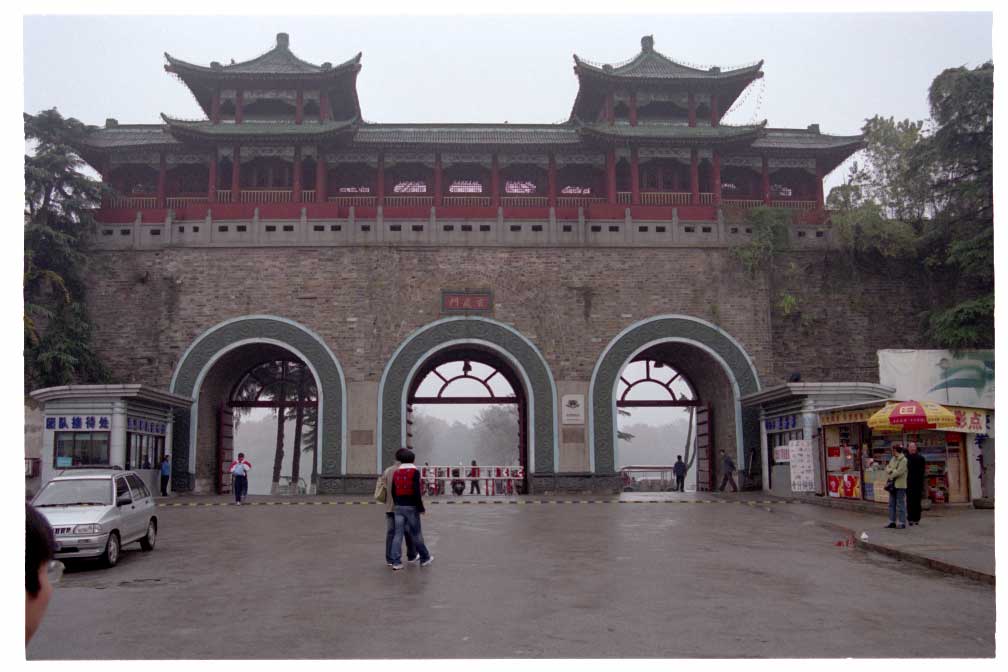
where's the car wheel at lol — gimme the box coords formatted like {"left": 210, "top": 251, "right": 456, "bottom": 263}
{"left": 139, "top": 519, "right": 157, "bottom": 551}
{"left": 102, "top": 531, "right": 121, "bottom": 568}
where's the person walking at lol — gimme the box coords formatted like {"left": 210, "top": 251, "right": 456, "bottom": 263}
{"left": 905, "top": 441, "right": 926, "bottom": 526}
{"left": 159, "top": 454, "right": 171, "bottom": 496}
{"left": 468, "top": 459, "right": 481, "bottom": 495}
{"left": 885, "top": 444, "right": 909, "bottom": 529}
{"left": 379, "top": 449, "right": 417, "bottom": 567}
{"left": 673, "top": 455, "right": 687, "bottom": 492}
{"left": 229, "top": 452, "right": 252, "bottom": 505}
{"left": 390, "top": 450, "right": 433, "bottom": 570}
{"left": 719, "top": 450, "right": 738, "bottom": 492}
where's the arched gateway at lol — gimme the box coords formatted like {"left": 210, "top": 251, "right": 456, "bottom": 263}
{"left": 169, "top": 315, "right": 347, "bottom": 493}
{"left": 377, "top": 318, "right": 559, "bottom": 483}
{"left": 589, "top": 315, "right": 762, "bottom": 486}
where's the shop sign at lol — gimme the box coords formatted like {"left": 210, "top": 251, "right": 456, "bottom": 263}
{"left": 561, "top": 395, "right": 585, "bottom": 425}
{"left": 127, "top": 416, "right": 166, "bottom": 435}
{"left": 773, "top": 444, "right": 790, "bottom": 463}
{"left": 45, "top": 416, "right": 110, "bottom": 431}
{"left": 819, "top": 407, "right": 882, "bottom": 426}
{"left": 949, "top": 407, "right": 993, "bottom": 436}
{"left": 788, "top": 439, "right": 816, "bottom": 492}
{"left": 765, "top": 414, "right": 798, "bottom": 431}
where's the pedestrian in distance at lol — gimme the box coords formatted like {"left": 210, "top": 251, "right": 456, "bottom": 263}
{"left": 905, "top": 442, "right": 926, "bottom": 526}
{"left": 719, "top": 450, "right": 738, "bottom": 492}
{"left": 159, "top": 454, "right": 171, "bottom": 496}
{"left": 885, "top": 444, "right": 909, "bottom": 529}
{"left": 26, "top": 503, "right": 59, "bottom": 644}
{"left": 377, "top": 449, "right": 418, "bottom": 567}
{"left": 673, "top": 455, "right": 687, "bottom": 492}
{"left": 229, "top": 452, "right": 252, "bottom": 504}
{"left": 469, "top": 459, "right": 481, "bottom": 495}
{"left": 389, "top": 449, "right": 433, "bottom": 570}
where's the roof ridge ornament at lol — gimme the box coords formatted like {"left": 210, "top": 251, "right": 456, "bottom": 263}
{"left": 277, "top": 32, "right": 290, "bottom": 49}
{"left": 641, "top": 35, "right": 654, "bottom": 53}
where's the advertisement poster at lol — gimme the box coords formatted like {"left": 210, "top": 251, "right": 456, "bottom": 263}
{"left": 879, "top": 349, "right": 994, "bottom": 409}
{"left": 788, "top": 439, "right": 815, "bottom": 492}
{"left": 827, "top": 473, "right": 861, "bottom": 499}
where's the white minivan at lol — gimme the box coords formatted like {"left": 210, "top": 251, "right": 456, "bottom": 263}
{"left": 32, "top": 467, "right": 158, "bottom": 568}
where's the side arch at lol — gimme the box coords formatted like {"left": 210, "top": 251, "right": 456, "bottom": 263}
{"left": 169, "top": 315, "right": 347, "bottom": 490}
{"left": 377, "top": 317, "right": 559, "bottom": 475}
{"left": 589, "top": 315, "right": 762, "bottom": 475}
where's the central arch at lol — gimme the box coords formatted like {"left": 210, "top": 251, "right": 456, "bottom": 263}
{"left": 377, "top": 317, "right": 558, "bottom": 480}
{"left": 590, "top": 315, "right": 762, "bottom": 481}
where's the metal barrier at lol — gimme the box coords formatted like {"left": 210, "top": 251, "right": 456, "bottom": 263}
{"left": 619, "top": 465, "right": 679, "bottom": 492}
{"left": 419, "top": 465, "right": 525, "bottom": 496}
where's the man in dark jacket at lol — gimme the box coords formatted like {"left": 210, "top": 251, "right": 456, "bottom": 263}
{"left": 905, "top": 441, "right": 927, "bottom": 526}
{"left": 673, "top": 455, "right": 687, "bottom": 492}
{"left": 390, "top": 449, "right": 433, "bottom": 570}
{"left": 719, "top": 450, "right": 738, "bottom": 492}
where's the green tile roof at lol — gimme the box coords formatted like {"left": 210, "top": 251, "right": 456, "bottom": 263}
{"left": 353, "top": 124, "right": 582, "bottom": 146}
{"left": 164, "top": 33, "right": 360, "bottom": 78}
{"left": 575, "top": 36, "right": 763, "bottom": 81}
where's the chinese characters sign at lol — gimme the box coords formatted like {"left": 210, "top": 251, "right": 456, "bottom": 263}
{"left": 788, "top": 439, "right": 816, "bottom": 492}
{"left": 819, "top": 407, "right": 882, "bottom": 426}
{"left": 45, "top": 416, "right": 110, "bottom": 431}
{"left": 765, "top": 415, "right": 798, "bottom": 431}
{"left": 127, "top": 416, "right": 166, "bottom": 435}
{"left": 441, "top": 290, "right": 493, "bottom": 314}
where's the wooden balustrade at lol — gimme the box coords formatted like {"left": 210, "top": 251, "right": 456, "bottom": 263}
{"left": 301, "top": 190, "right": 316, "bottom": 203}
{"left": 385, "top": 195, "right": 434, "bottom": 207}
{"left": 640, "top": 191, "right": 690, "bottom": 206}
{"left": 699, "top": 192, "right": 713, "bottom": 205}
{"left": 500, "top": 196, "right": 548, "bottom": 208}
{"left": 616, "top": 192, "right": 631, "bottom": 205}
{"left": 241, "top": 189, "right": 292, "bottom": 204}
{"left": 557, "top": 196, "right": 606, "bottom": 207}
{"left": 109, "top": 195, "right": 157, "bottom": 209}
{"left": 327, "top": 195, "right": 376, "bottom": 206}
{"left": 722, "top": 198, "right": 765, "bottom": 209}
{"left": 166, "top": 196, "right": 207, "bottom": 208}
{"left": 443, "top": 196, "right": 492, "bottom": 207}
{"left": 770, "top": 200, "right": 817, "bottom": 210}
{"left": 216, "top": 191, "right": 232, "bottom": 204}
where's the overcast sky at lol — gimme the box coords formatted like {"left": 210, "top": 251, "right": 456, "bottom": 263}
{"left": 23, "top": 12, "right": 992, "bottom": 195}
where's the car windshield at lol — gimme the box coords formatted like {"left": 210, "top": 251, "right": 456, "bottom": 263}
{"left": 34, "top": 479, "right": 112, "bottom": 507}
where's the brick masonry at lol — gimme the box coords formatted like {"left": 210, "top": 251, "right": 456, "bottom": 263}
{"left": 81, "top": 245, "right": 927, "bottom": 491}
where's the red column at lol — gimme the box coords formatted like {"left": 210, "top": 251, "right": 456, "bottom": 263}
{"left": 761, "top": 156, "right": 770, "bottom": 205}
{"left": 816, "top": 159, "right": 825, "bottom": 209}
{"left": 235, "top": 89, "right": 244, "bottom": 124}
{"left": 491, "top": 154, "right": 500, "bottom": 207}
{"left": 630, "top": 148, "right": 640, "bottom": 205}
{"left": 629, "top": 92, "right": 638, "bottom": 127}
{"left": 231, "top": 145, "right": 241, "bottom": 203}
{"left": 606, "top": 93, "right": 614, "bottom": 125}
{"left": 689, "top": 150, "right": 699, "bottom": 205}
{"left": 377, "top": 153, "right": 385, "bottom": 206}
{"left": 207, "top": 151, "right": 217, "bottom": 204}
{"left": 688, "top": 92, "right": 696, "bottom": 127}
{"left": 711, "top": 94, "right": 720, "bottom": 127}
{"left": 211, "top": 88, "right": 221, "bottom": 124}
{"left": 296, "top": 87, "right": 304, "bottom": 125}
{"left": 434, "top": 152, "right": 442, "bottom": 207}
{"left": 292, "top": 146, "right": 302, "bottom": 202}
{"left": 316, "top": 153, "right": 327, "bottom": 203}
{"left": 157, "top": 151, "right": 166, "bottom": 208}
{"left": 547, "top": 153, "right": 557, "bottom": 207}
{"left": 712, "top": 150, "right": 721, "bottom": 206}
{"left": 606, "top": 149, "right": 616, "bottom": 205}
{"left": 320, "top": 91, "right": 330, "bottom": 121}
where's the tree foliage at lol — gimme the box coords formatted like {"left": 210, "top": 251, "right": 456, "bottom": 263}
{"left": 24, "top": 109, "right": 110, "bottom": 391}
{"left": 827, "top": 62, "right": 993, "bottom": 349}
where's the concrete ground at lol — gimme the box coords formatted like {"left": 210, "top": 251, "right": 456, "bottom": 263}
{"left": 28, "top": 493, "right": 995, "bottom": 659}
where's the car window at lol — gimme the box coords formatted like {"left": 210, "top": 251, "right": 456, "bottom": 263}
{"left": 115, "top": 476, "right": 130, "bottom": 500}
{"left": 126, "top": 473, "right": 150, "bottom": 499}
{"left": 33, "top": 479, "right": 112, "bottom": 507}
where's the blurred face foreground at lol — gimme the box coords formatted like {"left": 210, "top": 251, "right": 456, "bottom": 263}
{"left": 26, "top": 563, "right": 54, "bottom": 643}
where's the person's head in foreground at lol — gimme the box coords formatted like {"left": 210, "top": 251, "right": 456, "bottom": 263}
{"left": 26, "top": 503, "right": 57, "bottom": 644}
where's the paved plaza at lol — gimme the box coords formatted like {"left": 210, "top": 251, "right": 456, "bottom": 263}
{"left": 29, "top": 494, "right": 995, "bottom": 659}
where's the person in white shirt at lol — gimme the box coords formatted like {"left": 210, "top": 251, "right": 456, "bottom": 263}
{"left": 229, "top": 453, "right": 252, "bottom": 504}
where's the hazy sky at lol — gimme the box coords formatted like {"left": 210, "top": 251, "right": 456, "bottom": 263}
{"left": 23, "top": 12, "right": 993, "bottom": 196}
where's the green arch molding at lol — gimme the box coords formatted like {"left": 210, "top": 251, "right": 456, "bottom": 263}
{"left": 589, "top": 315, "right": 762, "bottom": 475}
{"left": 378, "top": 317, "right": 558, "bottom": 474}
{"left": 169, "top": 315, "right": 346, "bottom": 490}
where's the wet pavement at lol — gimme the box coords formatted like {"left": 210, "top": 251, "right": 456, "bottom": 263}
{"left": 28, "top": 493, "right": 995, "bottom": 659}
